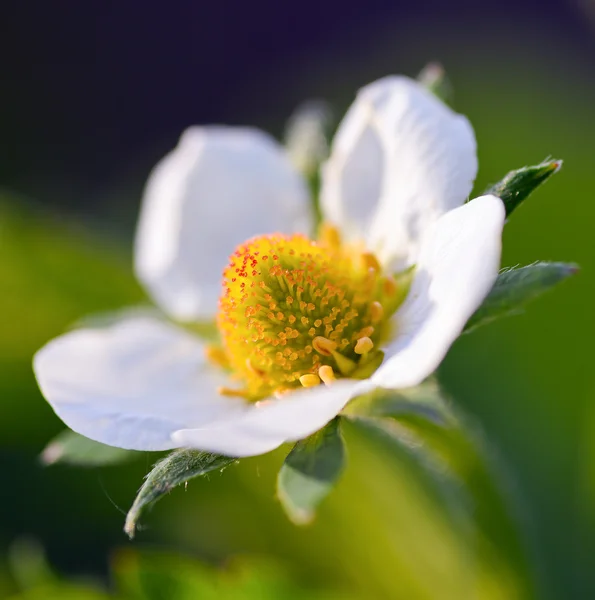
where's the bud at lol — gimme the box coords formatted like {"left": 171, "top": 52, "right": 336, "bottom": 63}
{"left": 284, "top": 101, "right": 332, "bottom": 178}
{"left": 417, "top": 62, "right": 452, "bottom": 103}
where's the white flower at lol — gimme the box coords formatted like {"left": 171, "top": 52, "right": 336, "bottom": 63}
{"left": 33, "top": 76, "right": 505, "bottom": 458}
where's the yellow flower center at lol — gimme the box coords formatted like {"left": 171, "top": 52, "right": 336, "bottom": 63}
{"left": 213, "top": 226, "right": 408, "bottom": 400}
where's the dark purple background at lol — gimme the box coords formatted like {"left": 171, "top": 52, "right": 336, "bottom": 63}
{"left": 2, "top": 0, "right": 593, "bottom": 214}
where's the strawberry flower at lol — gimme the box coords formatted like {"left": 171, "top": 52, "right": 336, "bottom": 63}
{"left": 34, "top": 76, "right": 504, "bottom": 458}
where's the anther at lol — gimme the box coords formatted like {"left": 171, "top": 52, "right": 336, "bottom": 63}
{"left": 205, "top": 345, "right": 229, "bottom": 369}
{"left": 354, "top": 336, "right": 374, "bottom": 355}
{"left": 319, "top": 223, "right": 341, "bottom": 248}
{"left": 246, "top": 358, "right": 265, "bottom": 377}
{"left": 218, "top": 232, "right": 402, "bottom": 399}
{"left": 384, "top": 277, "right": 398, "bottom": 296}
{"left": 370, "top": 301, "right": 384, "bottom": 324}
{"left": 361, "top": 252, "right": 381, "bottom": 272}
{"left": 217, "top": 386, "right": 250, "bottom": 398}
{"left": 299, "top": 373, "right": 321, "bottom": 388}
{"left": 356, "top": 326, "right": 375, "bottom": 339}
{"left": 312, "top": 336, "right": 338, "bottom": 356}
{"left": 318, "top": 365, "right": 336, "bottom": 385}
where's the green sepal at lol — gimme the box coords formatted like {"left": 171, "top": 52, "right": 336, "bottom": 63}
{"left": 125, "top": 449, "right": 237, "bottom": 539}
{"left": 41, "top": 430, "right": 137, "bottom": 467}
{"left": 417, "top": 63, "right": 452, "bottom": 104}
{"left": 343, "top": 379, "right": 451, "bottom": 426}
{"left": 465, "top": 262, "right": 577, "bottom": 333}
{"left": 483, "top": 159, "right": 562, "bottom": 217}
{"left": 277, "top": 418, "right": 345, "bottom": 524}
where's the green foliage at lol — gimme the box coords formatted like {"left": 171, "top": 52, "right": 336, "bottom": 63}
{"left": 0, "top": 198, "right": 145, "bottom": 444}
{"left": 0, "top": 198, "right": 145, "bottom": 358}
{"left": 344, "top": 381, "right": 535, "bottom": 599}
{"left": 2, "top": 542, "right": 360, "bottom": 600}
{"left": 40, "top": 430, "right": 138, "bottom": 467}
{"left": 114, "top": 551, "right": 358, "bottom": 600}
{"left": 2, "top": 539, "right": 110, "bottom": 599}
{"left": 6, "top": 583, "right": 109, "bottom": 600}
{"left": 483, "top": 160, "right": 562, "bottom": 217}
{"left": 465, "top": 262, "right": 577, "bottom": 332}
{"left": 125, "top": 450, "right": 238, "bottom": 539}
{"left": 277, "top": 418, "right": 345, "bottom": 524}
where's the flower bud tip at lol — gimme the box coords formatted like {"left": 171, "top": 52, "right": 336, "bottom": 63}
{"left": 548, "top": 159, "right": 563, "bottom": 173}
{"left": 40, "top": 442, "right": 63, "bottom": 466}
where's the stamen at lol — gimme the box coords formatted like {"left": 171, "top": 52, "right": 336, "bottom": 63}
{"left": 355, "top": 326, "right": 375, "bottom": 340}
{"left": 361, "top": 252, "right": 381, "bottom": 272}
{"left": 318, "top": 365, "right": 336, "bottom": 384}
{"left": 217, "top": 386, "right": 250, "bottom": 398}
{"left": 384, "top": 277, "right": 398, "bottom": 296}
{"left": 312, "top": 336, "right": 337, "bottom": 356}
{"left": 370, "top": 301, "right": 384, "bottom": 324}
{"left": 299, "top": 373, "right": 321, "bottom": 388}
{"left": 216, "top": 233, "right": 404, "bottom": 400}
{"left": 351, "top": 351, "right": 385, "bottom": 379}
{"left": 205, "top": 345, "right": 229, "bottom": 369}
{"left": 319, "top": 223, "right": 341, "bottom": 248}
{"left": 331, "top": 351, "right": 357, "bottom": 376}
{"left": 246, "top": 358, "right": 265, "bottom": 377}
{"left": 354, "top": 336, "right": 374, "bottom": 355}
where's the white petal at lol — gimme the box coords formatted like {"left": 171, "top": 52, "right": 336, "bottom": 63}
{"left": 372, "top": 195, "right": 505, "bottom": 389}
{"left": 172, "top": 379, "right": 372, "bottom": 458}
{"left": 320, "top": 76, "right": 477, "bottom": 270}
{"left": 33, "top": 317, "right": 244, "bottom": 451}
{"left": 135, "top": 127, "right": 312, "bottom": 321}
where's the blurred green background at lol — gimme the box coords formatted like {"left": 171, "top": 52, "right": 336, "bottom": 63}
{"left": 1, "top": 1, "right": 594, "bottom": 598}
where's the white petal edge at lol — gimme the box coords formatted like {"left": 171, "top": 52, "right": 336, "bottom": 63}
{"left": 33, "top": 317, "right": 244, "bottom": 451}
{"left": 372, "top": 195, "right": 505, "bottom": 389}
{"left": 135, "top": 127, "right": 312, "bottom": 321}
{"left": 172, "top": 379, "right": 373, "bottom": 458}
{"left": 320, "top": 76, "right": 477, "bottom": 271}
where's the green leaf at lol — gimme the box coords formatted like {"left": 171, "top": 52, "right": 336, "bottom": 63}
{"left": 345, "top": 381, "right": 470, "bottom": 479}
{"left": 483, "top": 159, "right": 562, "bottom": 216}
{"left": 343, "top": 382, "right": 536, "bottom": 598}
{"left": 465, "top": 261, "right": 577, "bottom": 332}
{"left": 41, "top": 430, "right": 137, "bottom": 467}
{"left": 277, "top": 418, "right": 345, "bottom": 524}
{"left": 124, "top": 449, "right": 237, "bottom": 539}
{"left": 417, "top": 62, "right": 452, "bottom": 103}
